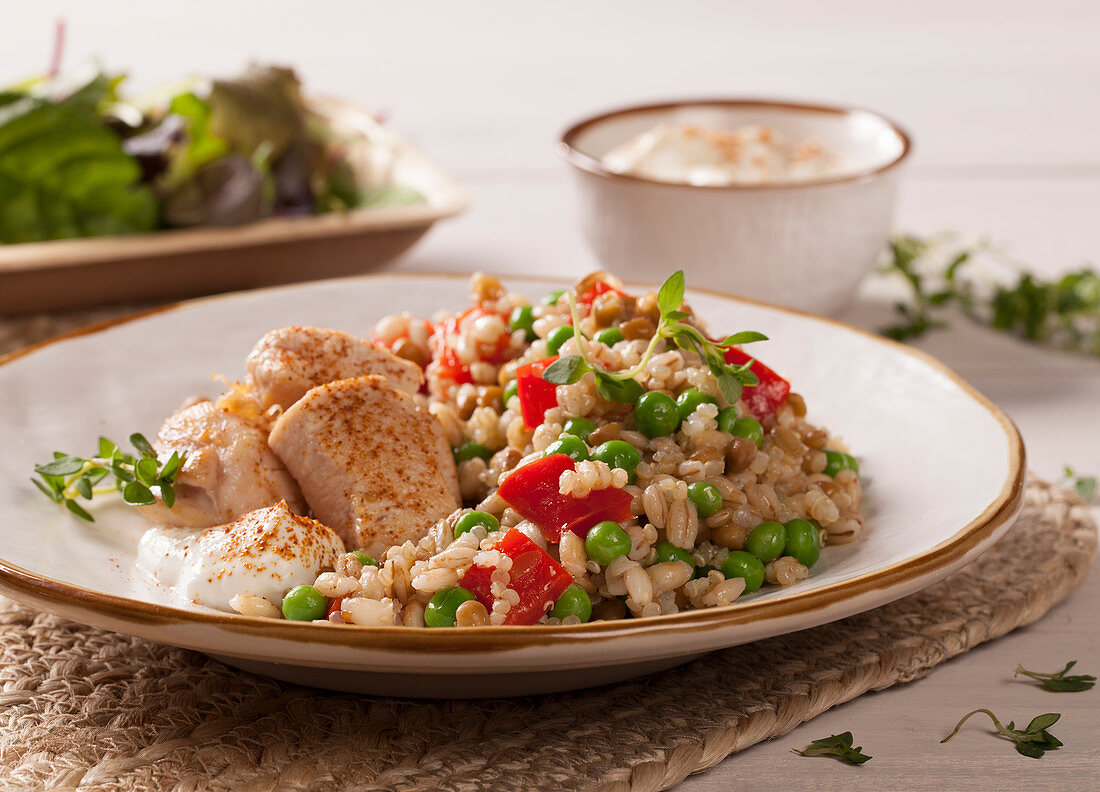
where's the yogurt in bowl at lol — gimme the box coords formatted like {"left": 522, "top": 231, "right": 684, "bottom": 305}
{"left": 602, "top": 123, "right": 838, "bottom": 186}
{"left": 560, "top": 99, "right": 912, "bottom": 316}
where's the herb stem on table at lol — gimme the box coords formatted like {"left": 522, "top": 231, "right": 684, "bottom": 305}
{"left": 1014, "top": 660, "right": 1096, "bottom": 693}
{"left": 941, "top": 709, "right": 1063, "bottom": 758}
{"left": 881, "top": 234, "right": 1100, "bottom": 356}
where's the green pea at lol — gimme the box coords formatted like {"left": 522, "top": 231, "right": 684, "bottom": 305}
{"left": 823, "top": 450, "right": 859, "bottom": 477}
{"left": 594, "top": 326, "right": 624, "bottom": 346}
{"left": 728, "top": 416, "right": 764, "bottom": 448}
{"left": 562, "top": 416, "right": 597, "bottom": 442}
{"left": 676, "top": 389, "right": 718, "bottom": 421}
{"left": 353, "top": 550, "right": 379, "bottom": 568}
{"left": 453, "top": 441, "right": 491, "bottom": 463}
{"left": 424, "top": 586, "right": 476, "bottom": 628}
{"left": 281, "top": 585, "right": 328, "bottom": 621}
{"left": 550, "top": 583, "right": 592, "bottom": 623}
{"left": 784, "top": 519, "right": 821, "bottom": 567}
{"left": 544, "top": 435, "right": 590, "bottom": 462}
{"left": 655, "top": 541, "right": 694, "bottom": 567}
{"left": 693, "top": 565, "right": 717, "bottom": 580}
{"left": 687, "top": 482, "right": 722, "bottom": 518}
{"left": 633, "top": 391, "right": 680, "bottom": 437}
{"left": 716, "top": 406, "right": 739, "bottom": 434}
{"left": 546, "top": 325, "right": 576, "bottom": 355}
{"left": 591, "top": 440, "right": 641, "bottom": 483}
{"left": 745, "top": 520, "right": 787, "bottom": 563}
{"left": 720, "top": 551, "right": 766, "bottom": 594}
{"left": 503, "top": 379, "right": 518, "bottom": 407}
{"left": 509, "top": 305, "right": 537, "bottom": 341}
{"left": 454, "top": 510, "right": 500, "bottom": 539}
{"left": 542, "top": 289, "right": 565, "bottom": 306}
{"left": 585, "top": 520, "right": 632, "bottom": 566}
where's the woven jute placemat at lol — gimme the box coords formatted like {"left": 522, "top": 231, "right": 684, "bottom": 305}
{"left": 0, "top": 477, "right": 1092, "bottom": 792}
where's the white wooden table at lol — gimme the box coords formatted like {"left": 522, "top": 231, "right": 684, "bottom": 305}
{"left": 4, "top": 1, "right": 1099, "bottom": 787}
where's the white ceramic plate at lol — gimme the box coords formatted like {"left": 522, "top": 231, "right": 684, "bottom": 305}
{"left": 0, "top": 274, "right": 1024, "bottom": 698}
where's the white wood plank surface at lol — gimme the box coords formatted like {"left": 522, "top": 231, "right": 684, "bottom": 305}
{"left": 2, "top": 2, "right": 1098, "bottom": 788}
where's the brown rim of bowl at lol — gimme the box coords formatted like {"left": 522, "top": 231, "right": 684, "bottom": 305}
{"left": 0, "top": 271, "right": 1023, "bottom": 655}
{"left": 558, "top": 97, "right": 913, "bottom": 191}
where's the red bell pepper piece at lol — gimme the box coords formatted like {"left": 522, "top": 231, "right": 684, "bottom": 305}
{"left": 579, "top": 280, "right": 626, "bottom": 307}
{"left": 460, "top": 529, "right": 573, "bottom": 625}
{"left": 516, "top": 355, "right": 560, "bottom": 429}
{"left": 497, "top": 454, "right": 634, "bottom": 542}
{"left": 429, "top": 307, "right": 512, "bottom": 386}
{"left": 722, "top": 347, "right": 790, "bottom": 420}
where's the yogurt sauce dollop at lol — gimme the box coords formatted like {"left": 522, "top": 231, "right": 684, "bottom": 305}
{"left": 135, "top": 500, "right": 345, "bottom": 611}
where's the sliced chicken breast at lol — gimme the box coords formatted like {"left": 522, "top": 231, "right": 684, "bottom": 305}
{"left": 268, "top": 375, "right": 460, "bottom": 554}
{"left": 139, "top": 400, "right": 306, "bottom": 528}
{"left": 245, "top": 326, "right": 423, "bottom": 412}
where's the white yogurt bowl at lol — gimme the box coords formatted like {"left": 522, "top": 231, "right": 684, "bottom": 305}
{"left": 560, "top": 99, "right": 911, "bottom": 315}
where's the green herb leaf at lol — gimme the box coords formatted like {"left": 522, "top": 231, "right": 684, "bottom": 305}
{"left": 718, "top": 331, "right": 769, "bottom": 347}
{"left": 122, "top": 481, "right": 155, "bottom": 506}
{"left": 129, "top": 433, "right": 157, "bottom": 459}
{"left": 160, "top": 452, "right": 182, "bottom": 481}
{"left": 75, "top": 476, "right": 93, "bottom": 500}
{"left": 34, "top": 456, "right": 85, "bottom": 477}
{"left": 792, "top": 732, "right": 872, "bottom": 765}
{"left": 64, "top": 498, "right": 94, "bottom": 522}
{"left": 543, "top": 354, "right": 590, "bottom": 385}
{"left": 160, "top": 483, "right": 177, "bottom": 509}
{"left": 31, "top": 478, "right": 63, "bottom": 503}
{"left": 594, "top": 371, "right": 644, "bottom": 404}
{"left": 657, "top": 270, "right": 685, "bottom": 316}
{"left": 1015, "top": 661, "right": 1096, "bottom": 693}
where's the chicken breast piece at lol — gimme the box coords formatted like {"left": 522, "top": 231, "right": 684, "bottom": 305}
{"left": 245, "top": 326, "right": 423, "bottom": 412}
{"left": 268, "top": 375, "right": 460, "bottom": 554}
{"left": 139, "top": 400, "right": 306, "bottom": 528}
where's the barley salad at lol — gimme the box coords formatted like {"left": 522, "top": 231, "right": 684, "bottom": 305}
{"left": 33, "top": 271, "right": 864, "bottom": 628}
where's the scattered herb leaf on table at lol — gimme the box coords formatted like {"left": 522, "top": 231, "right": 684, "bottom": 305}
{"left": 1015, "top": 660, "right": 1096, "bottom": 693}
{"left": 792, "top": 732, "right": 872, "bottom": 765}
{"left": 941, "top": 709, "right": 1064, "bottom": 759}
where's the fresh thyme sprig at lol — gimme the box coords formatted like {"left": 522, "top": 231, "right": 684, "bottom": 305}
{"left": 1015, "top": 660, "right": 1096, "bottom": 693}
{"left": 32, "top": 434, "right": 184, "bottom": 522}
{"left": 882, "top": 234, "right": 1100, "bottom": 356}
{"left": 1059, "top": 466, "right": 1097, "bottom": 503}
{"left": 941, "top": 709, "right": 1063, "bottom": 759}
{"left": 791, "top": 732, "right": 872, "bottom": 765}
{"left": 543, "top": 271, "right": 767, "bottom": 404}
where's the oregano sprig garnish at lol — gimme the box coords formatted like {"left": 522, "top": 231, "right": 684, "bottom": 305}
{"left": 792, "top": 732, "right": 872, "bottom": 765}
{"left": 940, "top": 709, "right": 1063, "bottom": 759}
{"left": 543, "top": 271, "right": 768, "bottom": 404}
{"left": 1015, "top": 660, "right": 1096, "bottom": 693}
{"left": 32, "top": 434, "right": 185, "bottom": 522}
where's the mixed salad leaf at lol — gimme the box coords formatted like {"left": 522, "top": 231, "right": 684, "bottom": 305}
{"left": 0, "top": 63, "right": 423, "bottom": 244}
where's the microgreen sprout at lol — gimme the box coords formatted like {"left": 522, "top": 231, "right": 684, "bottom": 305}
{"left": 791, "top": 732, "right": 872, "bottom": 765}
{"left": 32, "top": 434, "right": 185, "bottom": 522}
{"left": 543, "top": 271, "right": 767, "bottom": 404}
{"left": 1015, "top": 660, "right": 1096, "bottom": 693}
{"left": 941, "top": 709, "right": 1063, "bottom": 759}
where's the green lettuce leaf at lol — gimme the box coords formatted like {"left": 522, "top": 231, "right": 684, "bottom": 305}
{"left": 0, "top": 96, "right": 157, "bottom": 243}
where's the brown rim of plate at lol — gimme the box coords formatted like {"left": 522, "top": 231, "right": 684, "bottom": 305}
{"left": 558, "top": 97, "right": 913, "bottom": 191}
{"left": 0, "top": 272, "right": 1024, "bottom": 653}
